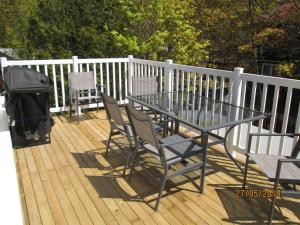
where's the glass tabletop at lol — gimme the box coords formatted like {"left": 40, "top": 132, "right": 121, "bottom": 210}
{"left": 127, "top": 92, "right": 268, "bottom": 132}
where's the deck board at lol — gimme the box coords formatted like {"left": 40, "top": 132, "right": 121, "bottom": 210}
{"left": 15, "top": 110, "right": 300, "bottom": 225}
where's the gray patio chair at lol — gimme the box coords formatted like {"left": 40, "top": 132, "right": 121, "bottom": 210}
{"left": 131, "top": 76, "right": 159, "bottom": 116}
{"left": 243, "top": 133, "right": 300, "bottom": 225}
{"left": 69, "top": 71, "right": 101, "bottom": 122}
{"left": 131, "top": 76, "right": 174, "bottom": 132}
{"left": 101, "top": 92, "right": 165, "bottom": 176}
{"left": 125, "top": 105, "right": 205, "bottom": 210}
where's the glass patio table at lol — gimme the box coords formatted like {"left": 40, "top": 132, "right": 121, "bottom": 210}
{"left": 126, "top": 91, "right": 269, "bottom": 173}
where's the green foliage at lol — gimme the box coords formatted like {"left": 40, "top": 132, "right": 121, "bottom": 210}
{"left": 0, "top": 0, "right": 299, "bottom": 75}
{"left": 275, "top": 62, "right": 295, "bottom": 77}
{"left": 0, "top": 0, "right": 209, "bottom": 65}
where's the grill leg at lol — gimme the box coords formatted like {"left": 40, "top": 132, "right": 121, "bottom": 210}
{"left": 70, "top": 103, "right": 72, "bottom": 117}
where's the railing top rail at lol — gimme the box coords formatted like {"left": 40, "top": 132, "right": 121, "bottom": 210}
{"left": 171, "top": 63, "right": 234, "bottom": 78}
{"left": 131, "top": 58, "right": 166, "bottom": 66}
{"left": 241, "top": 72, "right": 300, "bottom": 89}
{"left": 4, "top": 59, "right": 73, "bottom": 66}
{"left": 77, "top": 58, "right": 129, "bottom": 63}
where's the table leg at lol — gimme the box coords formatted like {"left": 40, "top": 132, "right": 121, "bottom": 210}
{"left": 175, "top": 120, "right": 179, "bottom": 133}
{"left": 224, "top": 125, "right": 244, "bottom": 173}
{"left": 200, "top": 133, "right": 208, "bottom": 193}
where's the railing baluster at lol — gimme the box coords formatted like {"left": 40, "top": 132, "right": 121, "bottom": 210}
{"left": 113, "top": 62, "right": 116, "bottom": 98}
{"left": 278, "top": 87, "right": 292, "bottom": 155}
{"left": 93, "top": 63, "right": 97, "bottom": 94}
{"left": 106, "top": 63, "right": 110, "bottom": 95}
{"left": 100, "top": 63, "right": 104, "bottom": 93}
{"left": 187, "top": 71, "right": 190, "bottom": 93}
{"left": 267, "top": 85, "right": 280, "bottom": 154}
{"left": 181, "top": 71, "right": 185, "bottom": 92}
{"left": 228, "top": 78, "right": 233, "bottom": 104}
{"left": 220, "top": 77, "right": 224, "bottom": 101}
{"left": 237, "top": 80, "right": 247, "bottom": 147}
{"left": 36, "top": 65, "right": 40, "bottom": 72}
{"left": 176, "top": 70, "right": 179, "bottom": 93}
{"left": 198, "top": 74, "right": 203, "bottom": 96}
{"left": 192, "top": 72, "right": 196, "bottom": 95}
{"left": 59, "top": 64, "right": 65, "bottom": 109}
{"left": 205, "top": 74, "right": 210, "bottom": 98}
{"left": 125, "top": 62, "right": 128, "bottom": 97}
{"left": 160, "top": 67, "right": 163, "bottom": 91}
{"left": 256, "top": 83, "right": 268, "bottom": 153}
{"left": 44, "top": 65, "right": 48, "bottom": 76}
{"left": 294, "top": 104, "right": 300, "bottom": 146}
{"left": 246, "top": 81, "right": 257, "bottom": 152}
{"left": 212, "top": 76, "right": 217, "bottom": 100}
{"left": 52, "top": 64, "right": 59, "bottom": 109}
{"left": 118, "top": 62, "right": 122, "bottom": 101}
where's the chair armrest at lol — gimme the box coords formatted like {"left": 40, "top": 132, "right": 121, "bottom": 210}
{"left": 160, "top": 137, "right": 193, "bottom": 147}
{"left": 246, "top": 133, "right": 300, "bottom": 154}
{"left": 249, "top": 133, "right": 300, "bottom": 137}
{"left": 274, "top": 158, "right": 300, "bottom": 183}
{"left": 278, "top": 158, "right": 300, "bottom": 163}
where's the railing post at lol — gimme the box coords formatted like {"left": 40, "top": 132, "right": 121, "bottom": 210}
{"left": 227, "top": 67, "right": 244, "bottom": 155}
{"left": 71, "top": 56, "right": 81, "bottom": 114}
{"left": 231, "top": 67, "right": 244, "bottom": 107}
{"left": 164, "top": 59, "right": 173, "bottom": 92}
{"left": 128, "top": 55, "right": 134, "bottom": 96}
{"left": 72, "top": 56, "right": 79, "bottom": 72}
{"left": 0, "top": 57, "right": 7, "bottom": 75}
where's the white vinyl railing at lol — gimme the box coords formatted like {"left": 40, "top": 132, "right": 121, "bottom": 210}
{"left": 1, "top": 56, "right": 300, "bottom": 156}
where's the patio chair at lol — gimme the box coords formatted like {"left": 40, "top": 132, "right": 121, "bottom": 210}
{"left": 131, "top": 76, "right": 174, "bottom": 132}
{"left": 100, "top": 92, "right": 165, "bottom": 176}
{"left": 243, "top": 133, "right": 300, "bottom": 225}
{"left": 125, "top": 105, "right": 205, "bottom": 210}
{"left": 69, "top": 71, "right": 102, "bottom": 122}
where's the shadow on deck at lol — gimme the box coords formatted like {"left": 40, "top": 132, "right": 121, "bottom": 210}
{"left": 14, "top": 110, "right": 300, "bottom": 225}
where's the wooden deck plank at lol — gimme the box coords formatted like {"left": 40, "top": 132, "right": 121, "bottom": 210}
{"left": 53, "top": 117, "right": 134, "bottom": 225}
{"left": 13, "top": 111, "right": 300, "bottom": 225}
{"left": 50, "top": 130, "right": 119, "bottom": 225}
{"left": 16, "top": 149, "right": 42, "bottom": 225}
{"left": 57, "top": 116, "right": 160, "bottom": 225}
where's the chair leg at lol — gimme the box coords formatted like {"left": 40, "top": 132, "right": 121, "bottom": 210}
{"left": 243, "top": 154, "right": 250, "bottom": 189}
{"left": 97, "top": 101, "right": 99, "bottom": 113}
{"left": 123, "top": 149, "right": 132, "bottom": 177}
{"left": 155, "top": 174, "right": 168, "bottom": 211}
{"left": 200, "top": 165, "right": 206, "bottom": 193}
{"left": 105, "top": 129, "right": 112, "bottom": 158}
{"left": 129, "top": 150, "right": 137, "bottom": 181}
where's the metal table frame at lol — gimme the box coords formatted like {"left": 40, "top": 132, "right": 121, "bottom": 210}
{"left": 126, "top": 91, "right": 269, "bottom": 191}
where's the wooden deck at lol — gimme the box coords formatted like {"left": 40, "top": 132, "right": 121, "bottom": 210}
{"left": 14, "top": 110, "right": 300, "bottom": 225}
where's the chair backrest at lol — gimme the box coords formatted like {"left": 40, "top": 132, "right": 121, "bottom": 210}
{"left": 291, "top": 137, "right": 300, "bottom": 159}
{"left": 69, "top": 72, "right": 95, "bottom": 90}
{"left": 131, "top": 76, "right": 158, "bottom": 96}
{"left": 101, "top": 92, "right": 124, "bottom": 126}
{"left": 126, "top": 106, "right": 163, "bottom": 157}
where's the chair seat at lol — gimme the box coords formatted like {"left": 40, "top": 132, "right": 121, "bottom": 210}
{"left": 249, "top": 153, "right": 300, "bottom": 183}
{"left": 116, "top": 122, "right": 164, "bottom": 138}
{"left": 143, "top": 134, "right": 203, "bottom": 165}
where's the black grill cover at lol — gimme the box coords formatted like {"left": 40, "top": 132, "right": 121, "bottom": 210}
{"left": 4, "top": 66, "right": 53, "bottom": 146}
{"left": 4, "top": 66, "right": 51, "bottom": 93}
